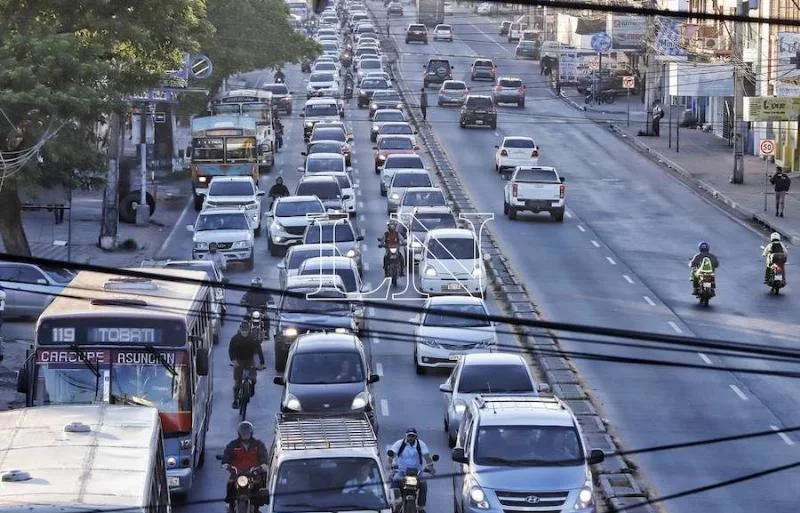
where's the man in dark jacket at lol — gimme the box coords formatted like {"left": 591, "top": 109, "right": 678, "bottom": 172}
{"left": 229, "top": 322, "right": 265, "bottom": 408}
{"left": 770, "top": 167, "right": 791, "bottom": 217}
{"left": 419, "top": 88, "right": 428, "bottom": 121}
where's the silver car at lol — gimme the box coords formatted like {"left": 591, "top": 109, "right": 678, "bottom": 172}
{"left": 277, "top": 243, "right": 341, "bottom": 289}
{"left": 267, "top": 196, "right": 326, "bottom": 257}
{"left": 387, "top": 169, "right": 433, "bottom": 214}
{"left": 0, "top": 263, "right": 74, "bottom": 319}
{"left": 438, "top": 80, "right": 469, "bottom": 106}
{"left": 302, "top": 216, "right": 365, "bottom": 274}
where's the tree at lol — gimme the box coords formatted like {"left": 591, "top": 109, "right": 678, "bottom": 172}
{"left": 0, "top": 0, "right": 212, "bottom": 256}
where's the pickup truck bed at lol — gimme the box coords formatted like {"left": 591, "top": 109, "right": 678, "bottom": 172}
{"left": 503, "top": 166, "right": 565, "bottom": 222}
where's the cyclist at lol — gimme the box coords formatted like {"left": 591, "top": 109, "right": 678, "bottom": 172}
{"left": 229, "top": 321, "right": 265, "bottom": 409}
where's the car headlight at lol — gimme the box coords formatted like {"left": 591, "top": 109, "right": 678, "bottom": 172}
{"left": 574, "top": 480, "right": 594, "bottom": 510}
{"left": 371, "top": 125, "right": 379, "bottom": 132}
{"left": 283, "top": 327, "right": 298, "bottom": 337}
{"left": 390, "top": 193, "right": 400, "bottom": 200}
{"left": 237, "top": 475, "right": 250, "bottom": 488}
{"left": 377, "top": 155, "right": 386, "bottom": 161}
{"left": 454, "top": 402, "right": 467, "bottom": 415}
{"left": 471, "top": 265, "right": 483, "bottom": 278}
{"left": 194, "top": 241, "right": 209, "bottom": 250}
{"left": 469, "top": 484, "right": 489, "bottom": 509}
{"left": 198, "top": 176, "right": 207, "bottom": 183}
{"left": 284, "top": 393, "right": 302, "bottom": 411}
{"left": 272, "top": 220, "right": 285, "bottom": 232}
{"left": 424, "top": 266, "right": 438, "bottom": 277}
{"left": 305, "top": 121, "right": 314, "bottom": 127}
{"left": 232, "top": 240, "right": 250, "bottom": 249}
{"left": 396, "top": 103, "right": 404, "bottom": 109}
{"left": 166, "top": 456, "right": 177, "bottom": 468}
{"left": 346, "top": 248, "right": 356, "bottom": 258}
{"left": 245, "top": 203, "right": 259, "bottom": 210}
{"left": 351, "top": 392, "right": 368, "bottom": 410}
{"left": 370, "top": 103, "right": 377, "bottom": 110}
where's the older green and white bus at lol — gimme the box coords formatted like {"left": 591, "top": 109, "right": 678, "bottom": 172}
{"left": 0, "top": 404, "right": 171, "bottom": 512}
{"left": 17, "top": 268, "right": 215, "bottom": 496}
{"left": 211, "top": 88, "right": 276, "bottom": 173}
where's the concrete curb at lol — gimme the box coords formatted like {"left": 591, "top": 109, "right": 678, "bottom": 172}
{"left": 554, "top": 88, "right": 800, "bottom": 245}
{"left": 373, "top": 13, "right": 656, "bottom": 513}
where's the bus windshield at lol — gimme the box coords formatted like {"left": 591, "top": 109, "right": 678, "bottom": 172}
{"left": 193, "top": 138, "right": 225, "bottom": 161}
{"left": 226, "top": 137, "right": 256, "bottom": 161}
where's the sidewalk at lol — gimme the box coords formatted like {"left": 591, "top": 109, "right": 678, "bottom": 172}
{"left": 558, "top": 86, "right": 800, "bottom": 245}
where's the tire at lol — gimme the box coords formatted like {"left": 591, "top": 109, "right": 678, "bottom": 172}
{"left": 268, "top": 239, "right": 280, "bottom": 257}
{"left": 552, "top": 209, "right": 565, "bottom": 222}
{"left": 238, "top": 384, "right": 249, "bottom": 421}
{"left": 119, "top": 192, "right": 156, "bottom": 223}
{"left": 371, "top": 133, "right": 377, "bottom": 142}
{"left": 197, "top": 445, "right": 206, "bottom": 468}
{"left": 503, "top": 201, "right": 509, "bottom": 214}
{"left": 508, "top": 207, "right": 517, "bottom": 220}
{"left": 254, "top": 224, "right": 262, "bottom": 237}
{"left": 193, "top": 195, "right": 204, "bottom": 211}
{"left": 275, "top": 349, "right": 287, "bottom": 372}
{"left": 380, "top": 185, "right": 387, "bottom": 196}
{"left": 244, "top": 253, "right": 255, "bottom": 271}
{"left": 375, "top": 166, "right": 380, "bottom": 174}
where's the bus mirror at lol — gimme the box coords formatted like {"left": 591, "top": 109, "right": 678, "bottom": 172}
{"left": 215, "top": 454, "right": 223, "bottom": 461}
{"left": 196, "top": 351, "right": 209, "bottom": 376}
{"left": 16, "top": 367, "right": 27, "bottom": 394}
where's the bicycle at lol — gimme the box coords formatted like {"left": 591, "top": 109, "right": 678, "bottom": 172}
{"left": 236, "top": 365, "right": 258, "bottom": 421}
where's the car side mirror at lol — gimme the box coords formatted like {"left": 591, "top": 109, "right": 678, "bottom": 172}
{"left": 297, "top": 166, "right": 305, "bottom": 173}
{"left": 299, "top": 112, "right": 305, "bottom": 117}
{"left": 560, "top": 176, "right": 565, "bottom": 183}
{"left": 451, "top": 448, "right": 468, "bottom": 463}
{"left": 494, "top": 145, "right": 499, "bottom": 149}
{"left": 195, "top": 350, "right": 209, "bottom": 376}
{"left": 439, "top": 383, "right": 452, "bottom": 393}
{"left": 186, "top": 224, "right": 195, "bottom": 232}
{"left": 276, "top": 262, "right": 285, "bottom": 269}
{"left": 273, "top": 376, "right": 286, "bottom": 385}
{"left": 368, "top": 374, "right": 380, "bottom": 383}
{"left": 357, "top": 235, "right": 364, "bottom": 241}
{"left": 432, "top": 454, "right": 440, "bottom": 462}
{"left": 257, "top": 191, "right": 266, "bottom": 196}
{"left": 588, "top": 449, "right": 605, "bottom": 465}
{"left": 537, "top": 383, "right": 552, "bottom": 393}
{"left": 387, "top": 449, "right": 396, "bottom": 457}
{"left": 301, "top": 151, "right": 307, "bottom": 156}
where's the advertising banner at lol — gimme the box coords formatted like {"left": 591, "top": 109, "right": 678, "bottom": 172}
{"left": 609, "top": 15, "right": 647, "bottom": 51}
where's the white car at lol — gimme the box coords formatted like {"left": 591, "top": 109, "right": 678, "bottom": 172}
{"left": 380, "top": 154, "right": 426, "bottom": 196}
{"left": 413, "top": 296, "right": 498, "bottom": 374}
{"left": 370, "top": 108, "right": 407, "bottom": 142}
{"left": 278, "top": 243, "right": 342, "bottom": 288}
{"left": 318, "top": 171, "right": 358, "bottom": 214}
{"left": 320, "top": 41, "right": 339, "bottom": 57}
{"left": 306, "top": 71, "right": 340, "bottom": 98}
{"left": 395, "top": 186, "right": 448, "bottom": 221}
{"left": 267, "top": 196, "right": 326, "bottom": 256}
{"left": 418, "top": 228, "right": 486, "bottom": 296}
{"left": 387, "top": 169, "right": 433, "bottom": 214}
{"left": 188, "top": 207, "right": 255, "bottom": 270}
{"left": 494, "top": 136, "right": 540, "bottom": 173}
{"left": 404, "top": 206, "right": 458, "bottom": 263}
{"left": 312, "top": 60, "right": 340, "bottom": 76}
{"left": 362, "top": 71, "right": 393, "bottom": 87}
{"left": 299, "top": 152, "right": 349, "bottom": 175}
{"left": 356, "top": 58, "right": 384, "bottom": 82}
{"left": 204, "top": 176, "right": 265, "bottom": 235}
{"left": 297, "top": 256, "right": 364, "bottom": 296}
{"left": 433, "top": 24, "right": 454, "bottom": 41}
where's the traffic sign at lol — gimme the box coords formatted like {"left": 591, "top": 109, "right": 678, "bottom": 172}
{"left": 759, "top": 139, "right": 776, "bottom": 156}
{"left": 591, "top": 32, "right": 612, "bottom": 53}
{"left": 154, "top": 112, "right": 167, "bottom": 124}
{"left": 190, "top": 53, "right": 213, "bottom": 80}
{"left": 622, "top": 76, "right": 635, "bottom": 89}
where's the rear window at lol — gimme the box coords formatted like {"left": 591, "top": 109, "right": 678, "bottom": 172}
{"left": 475, "top": 60, "right": 494, "bottom": 67}
{"left": 443, "top": 82, "right": 466, "bottom": 90}
{"left": 409, "top": 24, "right": 426, "bottom": 30}
{"left": 312, "top": 128, "right": 346, "bottom": 142}
{"left": 392, "top": 173, "right": 432, "bottom": 188}
{"left": 499, "top": 79, "right": 523, "bottom": 87}
{"left": 387, "top": 156, "right": 424, "bottom": 168}
{"left": 288, "top": 247, "right": 340, "bottom": 269}
{"left": 304, "top": 224, "right": 356, "bottom": 243}
{"left": 515, "top": 168, "right": 559, "bottom": 183}
{"left": 361, "top": 79, "right": 389, "bottom": 89}
{"left": 467, "top": 97, "right": 494, "bottom": 108}
{"left": 374, "top": 111, "right": 405, "bottom": 122}
{"left": 504, "top": 138, "right": 535, "bottom": 148}
{"left": 437, "top": 25, "right": 452, "bottom": 30}
{"left": 209, "top": 180, "right": 254, "bottom": 196}
{"left": 360, "top": 60, "right": 382, "bottom": 70}
{"left": 427, "top": 60, "right": 451, "bottom": 71}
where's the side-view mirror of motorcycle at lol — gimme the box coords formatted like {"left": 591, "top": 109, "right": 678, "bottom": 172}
{"left": 387, "top": 449, "right": 396, "bottom": 458}
{"left": 273, "top": 376, "right": 286, "bottom": 385}
{"left": 431, "top": 454, "right": 440, "bottom": 462}
{"left": 215, "top": 454, "right": 223, "bottom": 461}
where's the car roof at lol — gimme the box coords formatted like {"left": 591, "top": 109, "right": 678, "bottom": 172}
{"left": 374, "top": 108, "right": 404, "bottom": 116}
{"left": 305, "top": 98, "right": 338, "bottom": 105}
{"left": 393, "top": 168, "right": 430, "bottom": 175}
{"left": 208, "top": 176, "right": 254, "bottom": 183}
{"left": 404, "top": 186, "right": 442, "bottom": 193}
{"left": 307, "top": 152, "right": 345, "bottom": 160}
{"left": 411, "top": 206, "right": 452, "bottom": 215}
{"left": 380, "top": 122, "right": 411, "bottom": 128}
{"left": 497, "top": 76, "right": 523, "bottom": 82}
{"left": 276, "top": 195, "right": 322, "bottom": 204}
{"left": 285, "top": 274, "right": 346, "bottom": 290}
{"left": 198, "top": 207, "right": 247, "bottom": 216}
{"left": 299, "top": 175, "right": 338, "bottom": 184}
{"left": 426, "top": 228, "right": 475, "bottom": 239}
{"left": 466, "top": 94, "right": 493, "bottom": 100}
{"left": 503, "top": 136, "right": 535, "bottom": 142}
{"left": 425, "top": 295, "right": 486, "bottom": 307}
{"left": 461, "top": 352, "right": 527, "bottom": 366}
{"left": 474, "top": 398, "right": 573, "bottom": 427}
{"left": 295, "top": 333, "right": 360, "bottom": 353}
{"left": 379, "top": 134, "right": 414, "bottom": 142}
{"left": 287, "top": 243, "right": 340, "bottom": 254}
{"left": 308, "top": 140, "right": 344, "bottom": 147}
{"left": 301, "top": 256, "right": 358, "bottom": 268}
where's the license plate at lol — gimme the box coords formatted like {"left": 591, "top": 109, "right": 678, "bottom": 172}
{"left": 775, "top": 274, "right": 783, "bottom": 281}
{"left": 447, "top": 283, "right": 462, "bottom": 290}
{"left": 475, "top": 120, "right": 484, "bottom": 124}
{"left": 168, "top": 477, "right": 180, "bottom": 488}
{"left": 702, "top": 282, "right": 712, "bottom": 288}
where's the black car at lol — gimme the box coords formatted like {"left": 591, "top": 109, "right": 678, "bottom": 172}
{"left": 261, "top": 83, "right": 293, "bottom": 114}
{"left": 405, "top": 24, "right": 428, "bottom": 44}
{"left": 459, "top": 95, "right": 497, "bottom": 128}
{"left": 515, "top": 40, "right": 541, "bottom": 60}
{"left": 274, "top": 333, "right": 380, "bottom": 430}
{"left": 357, "top": 77, "right": 390, "bottom": 107}
{"left": 423, "top": 58, "right": 453, "bottom": 87}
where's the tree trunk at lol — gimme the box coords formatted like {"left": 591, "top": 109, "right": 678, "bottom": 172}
{"left": 0, "top": 180, "right": 31, "bottom": 256}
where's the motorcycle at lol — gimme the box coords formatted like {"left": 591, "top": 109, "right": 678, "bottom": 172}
{"left": 693, "top": 269, "right": 716, "bottom": 306}
{"left": 274, "top": 73, "right": 285, "bottom": 84}
{"left": 766, "top": 252, "right": 787, "bottom": 295}
{"left": 301, "top": 60, "right": 312, "bottom": 73}
{"left": 379, "top": 240, "right": 402, "bottom": 287}
{"left": 387, "top": 450, "right": 439, "bottom": 513}
{"left": 343, "top": 82, "right": 354, "bottom": 100}
{"left": 218, "top": 459, "right": 268, "bottom": 513}
{"left": 240, "top": 298, "right": 268, "bottom": 340}
{"left": 341, "top": 52, "right": 353, "bottom": 68}
{"left": 585, "top": 89, "right": 616, "bottom": 105}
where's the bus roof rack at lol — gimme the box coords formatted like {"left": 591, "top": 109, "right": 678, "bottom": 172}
{"left": 275, "top": 413, "right": 377, "bottom": 451}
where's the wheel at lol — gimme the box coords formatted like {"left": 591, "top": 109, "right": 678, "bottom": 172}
{"left": 371, "top": 134, "right": 377, "bottom": 142}
{"left": 193, "top": 195, "right": 204, "bottom": 211}
{"left": 268, "top": 239, "right": 280, "bottom": 257}
{"left": 503, "top": 201, "right": 509, "bottom": 215}
{"left": 244, "top": 253, "right": 255, "bottom": 270}
{"left": 508, "top": 207, "right": 517, "bottom": 220}
{"left": 448, "top": 432, "right": 456, "bottom": 448}
{"left": 380, "top": 185, "right": 387, "bottom": 197}
{"left": 415, "top": 362, "right": 425, "bottom": 375}
{"left": 773, "top": 286, "right": 780, "bottom": 295}
{"left": 552, "top": 209, "right": 565, "bottom": 222}
{"left": 286, "top": 109, "right": 292, "bottom": 115}
{"left": 443, "top": 416, "right": 449, "bottom": 433}
{"left": 495, "top": 164, "right": 499, "bottom": 173}
{"left": 375, "top": 166, "right": 380, "bottom": 174}
{"left": 197, "top": 445, "right": 206, "bottom": 468}
{"left": 459, "top": 120, "right": 466, "bottom": 128}
{"left": 254, "top": 224, "right": 262, "bottom": 237}
{"left": 405, "top": 39, "right": 409, "bottom": 43}
{"left": 275, "top": 349, "right": 287, "bottom": 372}
{"left": 391, "top": 273, "right": 398, "bottom": 287}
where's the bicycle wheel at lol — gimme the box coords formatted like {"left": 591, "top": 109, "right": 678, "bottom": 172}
{"left": 239, "top": 381, "right": 250, "bottom": 421}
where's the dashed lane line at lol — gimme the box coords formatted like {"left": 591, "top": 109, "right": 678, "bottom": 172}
{"left": 606, "top": 257, "right": 617, "bottom": 265}
{"left": 771, "top": 425, "right": 796, "bottom": 446}
{"left": 698, "top": 352, "right": 713, "bottom": 365}
{"left": 591, "top": 240, "right": 601, "bottom": 248}
{"left": 668, "top": 321, "right": 683, "bottom": 334}
{"left": 380, "top": 399, "right": 390, "bottom": 416}
{"left": 577, "top": 225, "right": 586, "bottom": 232}
{"left": 623, "top": 275, "right": 634, "bottom": 284}
{"left": 643, "top": 296, "right": 655, "bottom": 306}
{"left": 564, "top": 211, "right": 572, "bottom": 219}
{"left": 376, "top": 363, "right": 384, "bottom": 376}
{"left": 729, "top": 384, "right": 749, "bottom": 401}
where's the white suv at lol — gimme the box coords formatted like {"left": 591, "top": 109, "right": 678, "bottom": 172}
{"left": 205, "top": 176, "right": 265, "bottom": 235}
{"left": 188, "top": 207, "right": 255, "bottom": 270}
{"left": 494, "top": 136, "right": 540, "bottom": 174}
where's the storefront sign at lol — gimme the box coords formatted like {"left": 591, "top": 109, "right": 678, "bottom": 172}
{"left": 744, "top": 97, "right": 800, "bottom": 122}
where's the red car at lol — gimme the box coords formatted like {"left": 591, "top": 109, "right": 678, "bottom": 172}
{"left": 373, "top": 135, "right": 419, "bottom": 173}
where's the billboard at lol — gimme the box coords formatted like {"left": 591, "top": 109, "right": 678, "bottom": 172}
{"left": 609, "top": 15, "right": 647, "bottom": 50}
{"left": 668, "top": 62, "right": 734, "bottom": 97}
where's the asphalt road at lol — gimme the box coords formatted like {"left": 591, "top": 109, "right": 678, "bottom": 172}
{"left": 168, "top": 65, "right": 524, "bottom": 512}
{"left": 379, "top": 7, "right": 800, "bottom": 513}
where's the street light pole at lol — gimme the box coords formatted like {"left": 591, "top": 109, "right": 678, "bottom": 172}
{"left": 731, "top": 0, "right": 747, "bottom": 184}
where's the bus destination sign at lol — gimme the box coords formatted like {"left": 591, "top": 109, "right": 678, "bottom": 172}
{"left": 36, "top": 349, "right": 185, "bottom": 365}
{"left": 37, "top": 319, "right": 186, "bottom": 346}
{"left": 88, "top": 327, "right": 160, "bottom": 343}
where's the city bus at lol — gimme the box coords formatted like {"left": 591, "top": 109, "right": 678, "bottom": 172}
{"left": 189, "top": 115, "right": 260, "bottom": 210}
{"left": 0, "top": 403, "right": 171, "bottom": 512}
{"left": 211, "top": 88, "right": 276, "bottom": 174}
{"left": 16, "top": 268, "right": 215, "bottom": 496}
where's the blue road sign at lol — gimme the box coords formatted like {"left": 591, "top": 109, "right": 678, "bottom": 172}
{"left": 591, "top": 32, "right": 612, "bottom": 53}
{"left": 190, "top": 53, "right": 213, "bottom": 80}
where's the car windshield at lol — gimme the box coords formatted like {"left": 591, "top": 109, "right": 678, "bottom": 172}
{"left": 381, "top": 124, "right": 412, "bottom": 135}
{"left": 306, "top": 158, "right": 345, "bottom": 173}
{"left": 423, "top": 303, "right": 490, "bottom": 327}
{"left": 443, "top": 82, "right": 466, "bottom": 90}
{"left": 196, "top": 213, "right": 249, "bottom": 231}
{"left": 290, "top": 352, "right": 364, "bottom": 384}
{"left": 208, "top": 181, "right": 254, "bottom": 196}
{"left": 312, "top": 129, "right": 346, "bottom": 142}
{"left": 305, "top": 104, "right": 339, "bottom": 116}
{"left": 393, "top": 173, "right": 432, "bottom": 188}
{"left": 280, "top": 289, "right": 350, "bottom": 313}
{"left": 310, "top": 73, "right": 335, "bottom": 82}
{"left": 276, "top": 200, "right": 325, "bottom": 217}
{"left": 299, "top": 266, "right": 358, "bottom": 292}
{"left": 457, "top": 364, "right": 534, "bottom": 394}
{"left": 287, "top": 248, "right": 340, "bottom": 269}
{"left": 361, "top": 79, "right": 389, "bottom": 89}
{"left": 427, "top": 237, "right": 478, "bottom": 260}
{"left": 410, "top": 213, "right": 456, "bottom": 233}
{"left": 375, "top": 111, "right": 405, "bottom": 122}
{"left": 475, "top": 60, "right": 494, "bottom": 67}
{"left": 499, "top": 79, "right": 523, "bottom": 88}
{"left": 360, "top": 60, "right": 381, "bottom": 70}
{"left": 410, "top": 25, "right": 425, "bottom": 30}
{"left": 304, "top": 223, "right": 356, "bottom": 243}
{"left": 474, "top": 426, "right": 583, "bottom": 466}
{"left": 42, "top": 267, "right": 76, "bottom": 284}
{"left": 387, "top": 156, "right": 424, "bottom": 169}
{"left": 262, "top": 84, "right": 289, "bottom": 94}
{"left": 379, "top": 138, "right": 413, "bottom": 150}
{"left": 515, "top": 169, "right": 559, "bottom": 183}
{"left": 309, "top": 142, "right": 343, "bottom": 154}
{"left": 273, "top": 458, "right": 388, "bottom": 512}
{"left": 374, "top": 92, "right": 401, "bottom": 102}
{"left": 402, "top": 190, "right": 445, "bottom": 207}
{"left": 504, "top": 139, "right": 535, "bottom": 148}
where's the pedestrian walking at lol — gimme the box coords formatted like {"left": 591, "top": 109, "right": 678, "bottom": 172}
{"left": 419, "top": 88, "right": 428, "bottom": 121}
{"left": 770, "top": 167, "right": 792, "bottom": 217}
{"left": 386, "top": 23, "right": 390, "bottom": 37}
{"left": 651, "top": 100, "right": 664, "bottom": 136}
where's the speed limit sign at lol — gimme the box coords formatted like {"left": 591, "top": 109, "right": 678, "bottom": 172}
{"left": 759, "top": 139, "right": 775, "bottom": 156}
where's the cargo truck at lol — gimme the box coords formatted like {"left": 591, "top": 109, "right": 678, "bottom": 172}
{"left": 417, "top": 0, "right": 444, "bottom": 26}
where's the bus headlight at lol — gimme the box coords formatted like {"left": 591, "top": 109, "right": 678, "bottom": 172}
{"left": 166, "top": 457, "right": 177, "bottom": 468}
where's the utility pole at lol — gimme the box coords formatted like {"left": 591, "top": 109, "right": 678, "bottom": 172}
{"left": 136, "top": 102, "right": 150, "bottom": 225}
{"left": 99, "top": 112, "right": 121, "bottom": 250}
{"left": 643, "top": 15, "right": 657, "bottom": 136}
{"left": 731, "top": 0, "right": 747, "bottom": 184}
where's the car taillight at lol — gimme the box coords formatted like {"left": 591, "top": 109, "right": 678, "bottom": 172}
{"left": 518, "top": 86, "right": 525, "bottom": 93}
{"left": 559, "top": 184, "right": 565, "bottom": 199}
{"left": 532, "top": 149, "right": 539, "bottom": 158}
{"left": 496, "top": 86, "right": 503, "bottom": 91}
{"left": 490, "top": 108, "right": 496, "bottom": 113}
{"left": 512, "top": 183, "right": 518, "bottom": 198}
{"left": 500, "top": 149, "right": 508, "bottom": 156}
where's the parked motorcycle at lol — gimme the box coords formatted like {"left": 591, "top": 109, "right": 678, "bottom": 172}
{"left": 387, "top": 450, "right": 439, "bottom": 513}
{"left": 766, "top": 253, "right": 787, "bottom": 295}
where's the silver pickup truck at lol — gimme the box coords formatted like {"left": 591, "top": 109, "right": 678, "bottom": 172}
{"left": 503, "top": 166, "right": 566, "bottom": 222}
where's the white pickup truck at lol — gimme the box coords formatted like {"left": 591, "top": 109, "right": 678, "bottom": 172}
{"left": 503, "top": 166, "right": 566, "bottom": 222}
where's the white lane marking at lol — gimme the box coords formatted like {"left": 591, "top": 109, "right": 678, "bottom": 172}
{"left": 591, "top": 240, "right": 600, "bottom": 248}
{"left": 643, "top": 296, "right": 655, "bottom": 306}
{"left": 376, "top": 363, "right": 384, "bottom": 376}
{"left": 577, "top": 225, "right": 586, "bottom": 232}
{"left": 380, "top": 399, "right": 390, "bottom": 416}
{"left": 698, "top": 352, "right": 713, "bottom": 365}
{"left": 564, "top": 211, "right": 572, "bottom": 219}
{"left": 729, "top": 384, "right": 749, "bottom": 401}
{"left": 359, "top": 214, "right": 366, "bottom": 222}
{"left": 468, "top": 21, "right": 508, "bottom": 53}
{"left": 771, "top": 425, "right": 796, "bottom": 446}
{"left": 155, "top": 196, "right": 193, "bottom": 257}
{"left": 668, "top": 321, "right": 683, "bottom": 334}
{"left": 606, "top": 257, "right": 616, "bottom": 265}
{"left": 358, "top": 201, "right": 365, "bottom": 209}
{"left": 760, "top": 245, "right": 765, "bottom": 250}
{"left": 364, "top": 262, "right": 371, "bottom": 271}
{"left": 623, "top": 274, "right": 634, "bottom": 284}
{"left": 494, "top": 131, "right": 500, "bottom": 136}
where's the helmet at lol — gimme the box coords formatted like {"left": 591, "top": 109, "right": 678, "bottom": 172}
{"left": 770, "top": 232, "right": 781, "bottom": 242}
{"left": 237, "top": 421, "right": 254, "bottom": 439}
{"left": 251, "top": 310, "right": 261, "bottom": 320}
{"left": 276, "top": 177, "right": 284, "bottom": 185}
{"left": 698, "top": 241, "right": 709, "bottom": 252}
{"left": 251, "top": 277, "right": 263, "bottom": 287}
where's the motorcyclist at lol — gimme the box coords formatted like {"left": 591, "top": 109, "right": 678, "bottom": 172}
{"left": 388, "top": 428, "right": 435, "bottom": 512}
{"left": 242, "top": 277, "right": 273, "bottom": 313}
{"left": 689, "top": 241, "right": 719, "bottom": 294}
{"left": 378, "top": 220, "right": 406, "bottom": 277}
{"left": 204, "top": 242, "right": 228, "bottom": 272}
{"left": 274, "top": 116, "right": 284, "bottom": 150}
{"left": 762, "top": 232, "right": 788, "bottom": 283}
{"left": 228, "top": 321, "right": 265, "bottom": 409}
{"left": 268, "top": 177, "right": 291, "bottom": 204}
{"left": 221, "top": 421, "right": 270, "bottom": 513}
{"left": 274, "top": 68, "right": 286, "bottom": 83}
{"left": 344, "top": 69, "right": 354, "bottom": 88}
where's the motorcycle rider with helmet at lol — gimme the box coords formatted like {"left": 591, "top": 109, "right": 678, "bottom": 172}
{"left": 268, "top": 177, "right": 291, "bottom": 208}
{"left": 378, "top": 219, "right": 406, "bottom": 277}
{"left": 762, "top": 232, "right": 788, "bottom": 283}
{"left": 689, "top": 241, "right": 719, "bottom": 295}
{"left": 388, "top": 428, "right": 435, "bottom": 513}
{"left": 274, "top": 68, "right": 286, "bottom": 83}
{"left": 221, "top": 421, "right": 270, "bottom": 513}
{"left": 228, "top": 321, "right": 265, "bottom": 409}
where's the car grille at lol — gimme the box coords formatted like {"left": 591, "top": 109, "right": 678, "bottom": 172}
{"left": 214, "top": 242, "right": 233, "bottom": 250}
{"left": 440, "top": 342, "right": 481, "bottom": 351}
{"left": 284, "top": 226, "right": 307, "bottom": 236}
{"left": 206, "top": 201, "right": 248, "bottom": 208}
{"left": 496, "top": 490, "right": 569, "bottom": 513}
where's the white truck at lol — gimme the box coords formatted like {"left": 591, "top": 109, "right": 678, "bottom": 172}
{"left": 503, "top": 166, "right": 566, "bottom": 222}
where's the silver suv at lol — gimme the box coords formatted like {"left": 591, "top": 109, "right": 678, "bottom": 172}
{"left": 451, "top": 395, "right": 605, "bottom": 513}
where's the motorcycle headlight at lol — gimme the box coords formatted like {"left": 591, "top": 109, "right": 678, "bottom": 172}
{"left": 574, "top": 480, "right": 594, "bottom": 510}
{"left": 198, "top": 176, "right": 207, "bottom": 183}
{"left": 390, "top": 193, "right": 400, "bottom": 200}
{"left": 370, "top": 103, "right": 377, "bottom": 110}
{"left": 194, "top": 241, "right": 209, "bottom": 250}
{"left": 232, "top": 240, "right": 250, "bottom": 249}
{"left": 471, "top": 265, "right": 483, "bottom": 278}
{"left": 404, "top": 475, "right": 418, "bottom": 487}
{"left": 237, "top": 475, "right": 250, "bottom": 487}
{"left": 469, "top": 485, "right": 489, "bottom": 509}
{"left": 284, "top": 393, "right": 302, "bottom": 411}
{"left": 351, "top": 392, "right": 368, "bottom": 410}
{"left": 389, "top": 247, "right": 398, "bottom": 254}
{"left": 378, "top": 155, "right": 386, "bottom": 162}
{"left": 346, "top": 248, "right": 356, "bottom": 258}
{"left": 424, "top": 266, "right": 438, "bottom": 277}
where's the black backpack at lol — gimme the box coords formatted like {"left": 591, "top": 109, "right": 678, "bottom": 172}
{"left": 397, "top": 440, "right": 423, "bottom": 465}
{"left": 771, "top": 242, "right": 785, "bottom": 254}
